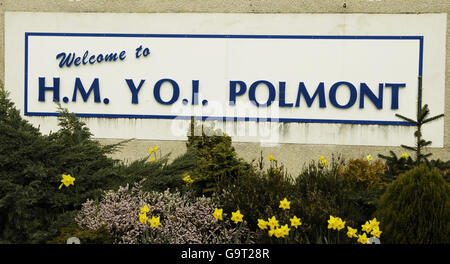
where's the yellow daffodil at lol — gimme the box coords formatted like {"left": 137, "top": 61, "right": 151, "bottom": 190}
{"left": 150, "top": 157, "right": 156, "bottom": 163}
{"left": 336, "top": 219, "right": 346, "bottom": 231}
{"left": 320, "top": 155, "right": 325, "bottom": 161}
{"left": 367, "top": 155, "right": 372, "bottom": 161}
{"left": 280, "top": 224, "right": 290, "bottom": 237}
{"left": 231, "top": 210, "right": 243, "bottom": 224}
{"left": 267, "top": 216, "right": 279, "bottom": 229}
{"left": 140, "top": 204, "right": 150, "bottom": 214}
{"left": 148, "top": 146, "right": 159, "bottom": 154}
{"left": 361, "top": 221, "right": 373, "bottom": 234}
{"left": 328, "top": 215, "right": 345, "bottom": 230}
{"left": 357, "top": 233, "right": 369, "bottom": 244}
{"left": 149, "top": 216, "right": 161, "bottom": 228}
{"left": 257, "top": 219, "right": 269, "bottom": 230}
{"left": 347, "top": 226, "right": 358, "bottom": 238}
{"left": 274, "top": 227, "right": 284, "bottom": 238}
{"left": 371, "top": 227, "right": 382, "bottom": 238}
{"left": 213, "top": 208, "right": 223, "bottom": 221}
{"left": 182, "top": 174, "right": 194, "bottom": 184}
{"left": 327, "top": 215, "right": 337, "bottom": 230}
{"left": 279, "top": 198, "right": 290, "bottom": 210}
{"left": 268, "top": 227, "right": 275, "bottom": 237}
{"left": 321, "top": 159, "right": 328, "bottom": 167}
{"left": 369, "top": 218, "right": 380, "bottom": 229}
{"left": 401, "top": 152, "right": 408, "bottom": 159}
{"left": 139, "top": 213, "right": 148, "bottom": 224}
{"left": 268, "top": 154, "right": 275, "bottom": 161}
{"left": 290, "top": 216, "right": 302, "bottom": 229}
{"left": 59, "top": 174, "right": 75, "bottom": 189}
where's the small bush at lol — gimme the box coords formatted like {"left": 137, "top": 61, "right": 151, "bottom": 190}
{"left": 375, "top": 164, "right": 450, "bottom": 244}
{"left": 341, "top": 158, "right": 387, "bottom": 189}
{"left": 186, "top": 121, "right": 253, "bottom": 196}
{"left": 76, "top": 180, "right": 151, "bottom": 244}
{"left": 0, "top": 90, "right": 123, "bottom": 243}
{"left": 142, "top": 190, "right": 253, "bottom": 244}
{"left": 215, "top": 154, "right": 297, "bottom": 242}
{"left": 77, "top": 180, "right": 252, "bottom": 244}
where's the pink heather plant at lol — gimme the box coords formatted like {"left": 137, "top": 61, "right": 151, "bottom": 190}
{"left": 76, "top": 180, "right": 151, "bottom": 244}
{"left": 143, "top": 191, "right": 253, "bottom": 244}
{"left": 76, "top": 180, "right": 253, "bottom": 244}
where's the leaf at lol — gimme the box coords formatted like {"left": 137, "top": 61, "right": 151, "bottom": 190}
{"left": 401, "top": 145, "right": 417, "bottom": 152}
{"left": 422, "top": 114, "right": 444, "bottom": 124}
{"left": 395, "top": 114, "right": 417, "bottom": 125}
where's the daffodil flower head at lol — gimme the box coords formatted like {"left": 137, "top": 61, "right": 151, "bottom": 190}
{"left": 257, "top": 219, "right": 269, "bottom": 230}
{"left": 361, "top": 221, "right": 373, "bottom": 234}
{"left": 268, "top": 154, "right": 275, "bottom": 161}
{"left": 369, "top": 218, "right": 380, "bottom": 229}
{"left": 321, "top": 159, "right": 328, "bottom": 167}
{"left": 213, "top": 208, "right": 223, "bottom": 221}
{"left": 231, "top": 210, "right": 243, "bottom": 224}
{"left": 347, "top": 226, "right": 358, "bottom": 238}
{"left": 401, "top": 152, "right": 408, "bottom": 159}
{"left": 279, "top": 198, "right": 291, "bottom": 210}
{"left": 268, "top": 216, "right": 279, "bottom": 229}
{"left": 320, "top": 155, "right": 325, "bottom": 161}
{"left": 357, "top": 233, "right": 369, "bottom": 244}
{"left": 182, "top": 174, "right": 194, "bottom": 184}
{"left": 336, "top": 219, "right": 346, "bottom": 231}
{"left": 150, "top": 157, "right": 157, "bottom": 163}
{"left": 371, "top": 227, "right": 382, "bottom": 238}
{"left": 327, "top": 215, "right": 337, "bottom": 230}
{"left": 290, "top": 216, "right": 302, "bottom": 229}
{"left": 140, "top": 204, "right": 150, "bottom": 214}
{"left": 367, "top": 155, "right": 373, "bottom": 161}
{"left": 274, "top": 227, "right": 284, "bottom": 238}
{"left": 59, "top": 174, "right": 75, "bottom": 189}
{"left": 149, "top": 216, "right": 161, "bottom": 228}
{"left": 268, "top": 227, "right": 275, "bottom": 237}
{"left": 280, "top": 224, "right": 290, "bottom": 237}
{"left": 139, "top": 213, "right": 148, "bottom": 224}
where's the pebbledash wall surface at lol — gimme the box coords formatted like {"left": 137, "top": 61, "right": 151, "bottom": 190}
{"left": 1, "top": 0, "right": 449, "bottom": 175}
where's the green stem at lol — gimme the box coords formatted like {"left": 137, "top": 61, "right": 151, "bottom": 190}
{"left": 327, "top": 229, "right": 330, "bottom": 244}
{"left": 234, "top": 223, "right": 242, "bottom": 244}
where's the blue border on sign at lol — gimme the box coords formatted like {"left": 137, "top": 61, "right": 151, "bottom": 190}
{"left": 24, "top": 32, "right": 423, "bottom": 126}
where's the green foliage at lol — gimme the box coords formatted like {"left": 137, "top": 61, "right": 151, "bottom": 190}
{"left": 215, "top": 153, "right": 295, "bottom": 240}
{"left": 186, "top": 119, "right": 253, "bottom": 196}
{"left": 377, "top": 151, "right": 415, "bottom": 182}
{"left": 47, "top": 224, "right": 114, "bottom": 244}
{"left": 0, "top": 90, "right": 122, "bottom": 243}
{"left": 112, "top": 150, "right": 197, "bottom": 193}
{"left": 383, "top": 76, "right": 444, "bottom": 165}
{"left": 375, "top": 164, "right": 450, "bottom": 244}
{"left": 378, "top": 151, "right": 450, "bottom": 184}
{"left": 379, "top": 77, "right": 446, "bottom": 184}
{"left": 293, "top": 156, "right": 387, "bottom": 244}
{"left": 216, "top": 154, "right": 388, "bottom": 244}
{"left": 293, "top": 157, "right": 350, "bottom": 243}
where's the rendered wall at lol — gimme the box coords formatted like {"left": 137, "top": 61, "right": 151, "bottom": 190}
{"left": 1, "top": 0, "right": 449, "bottom": 175}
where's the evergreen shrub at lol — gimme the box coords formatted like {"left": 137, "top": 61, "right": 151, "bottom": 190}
{"left": 0, "top": 90, "right": 122, "bottom": 243}
{"left": 375, "top": 164, "right": 450, "bottom": 244}
{"left": 186, "top": 121, "right": 253, "bottom": 196}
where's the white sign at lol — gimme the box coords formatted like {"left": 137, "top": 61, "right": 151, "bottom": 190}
{"left": 5, "top": 13, "right": 446, "bottom": 146}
